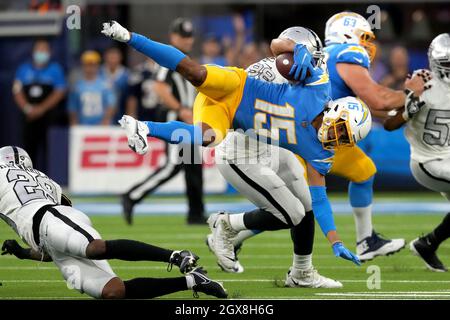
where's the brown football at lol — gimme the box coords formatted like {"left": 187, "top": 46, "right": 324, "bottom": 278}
{"left": 276, "top": 52, "right": 296, "bottom": 81}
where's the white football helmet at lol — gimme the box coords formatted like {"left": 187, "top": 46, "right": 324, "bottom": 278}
{"left": 318, "top": 97, "right": 371, "bottom": 150}
{"left": 428, "top": 33, "right": 450, "bottom": 85}
{"left": 0, "top": 146, "right": 33, "bottom": 168}
{"left": 325, "top": 12, "right": 376, "bottom": 61}
{"left": 278, "top": 26, "right": 326, "bottom": 70}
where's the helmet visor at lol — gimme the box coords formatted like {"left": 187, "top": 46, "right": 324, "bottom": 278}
{"left": 321, "top": 116, "right": 354, "bottom": 150}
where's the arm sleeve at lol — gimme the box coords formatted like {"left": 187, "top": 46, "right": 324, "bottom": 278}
{"left": 309, "top": 186, "right": 337, "bottom": 236}
{"left": 128, "top": 32, "right": 186, "bottom": 71}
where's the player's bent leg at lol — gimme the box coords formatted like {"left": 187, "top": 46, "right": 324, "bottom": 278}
{"left": 275, "top": 150, "right": 341, "bottom": 288}
{"left": 331, "top": 146, "right": 405, "bottom": 261}
{"left": 86, "top": 239, "right": 199, "bottom": 273}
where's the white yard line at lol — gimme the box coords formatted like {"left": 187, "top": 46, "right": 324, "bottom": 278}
{"left": 2, "top": 279, "right": 450, "bottom": 284}
{"left": 0, "top": 265, "right": 432, "bottom": 270}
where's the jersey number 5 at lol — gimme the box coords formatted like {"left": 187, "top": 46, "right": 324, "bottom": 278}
{"left": 253, "top": 99, "right": 297, "bottom": 144}
{"left": 423, "top": 109, "right": 450, "bottom": 146}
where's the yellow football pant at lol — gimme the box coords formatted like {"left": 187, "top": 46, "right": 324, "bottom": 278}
{"left": 193, "top": 65, "right": 247, "bottom": 144}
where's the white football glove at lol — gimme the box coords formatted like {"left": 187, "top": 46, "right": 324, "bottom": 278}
{"left": 101, "top": 20, "right": 131, "bottom": 42}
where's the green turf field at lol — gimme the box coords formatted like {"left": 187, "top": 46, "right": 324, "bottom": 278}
{"left": 0, "top": 195, "right": 449, "bottom": 300}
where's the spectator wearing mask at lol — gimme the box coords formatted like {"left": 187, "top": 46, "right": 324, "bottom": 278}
{"left": 13, "top": 38, "right": 66, "bottom": 171}
{"left": 68, "top": 50, "right": 116, "bottom": 126}
{"left": 100, "top": 47, "right": 129, "bottom": 122}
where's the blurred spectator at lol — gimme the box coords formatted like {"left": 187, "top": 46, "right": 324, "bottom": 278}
{"left": 200, "top": 34, "right": 228, "bottom": 66}
{"left": 126, "top": 59, "right": 160, "bottom": 120}
{"left": 380, "top": 46, "right": 410, "bottom": 90}
{"left": 223, "top": 14, "right": 246, "bottom": 66}
{"left": 122, "top": 17, "right": 206, "bottom": 226}
{"left": 369, "top": 41, "right": 388, "bottom": 83}
{"left": 29, "top": 0, "right": 61, "bottom": 12}
{"left": 12, "top": 38, "right": 66, "bottom": 171}
{"left": 68, "top": 50, "right": 116, "bottom": 126}
{"left": 238, "top": 42, "right": 263, "bottom": 69}
{"left": 100, "top": 47, "right": 129, "bottom": 122}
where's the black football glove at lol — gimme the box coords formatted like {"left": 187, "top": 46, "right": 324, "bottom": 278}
{"left": 402, "top": 88, "right": 425, "bottom": 121}
{"left": 1, "top": 240, "right": 28, "bottom": 259}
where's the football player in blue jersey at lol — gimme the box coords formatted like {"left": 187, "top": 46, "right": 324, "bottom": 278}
{"left": 270, "top": 13, "right": 420, "bottom": 262}
{"left": 102, "top": 21, "right": 372, "bottom": 268}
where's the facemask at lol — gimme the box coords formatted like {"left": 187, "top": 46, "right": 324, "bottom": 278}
{"left": 33, "top": 51, "right": 50, "bottom": 65}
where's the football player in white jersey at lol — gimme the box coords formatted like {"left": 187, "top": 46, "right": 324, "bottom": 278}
{"left": 0, "top": 146, "right": 227, "bottom": 298}
{"left": 384, "top": 33, "right": 450, "bottom": 272}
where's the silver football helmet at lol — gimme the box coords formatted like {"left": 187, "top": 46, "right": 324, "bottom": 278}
{"left": 0, "top": 146, "right": 33, "bottom": 168}
{"left": 278, "top": 26, "right": 326, "bottom": 69}
{"left": 428, "top": 33, "right": 450, "bottom": 84}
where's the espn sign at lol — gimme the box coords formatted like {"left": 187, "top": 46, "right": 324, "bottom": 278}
{"left": 69, "top": 126, "right": 226, "bottom": 194}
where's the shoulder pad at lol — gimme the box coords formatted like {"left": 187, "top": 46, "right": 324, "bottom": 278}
{"left": 335, "top": 44, "right": 370, "bottom": 69}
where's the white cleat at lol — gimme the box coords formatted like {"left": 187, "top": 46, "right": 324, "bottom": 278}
{"left": 118, "top": 115, "right": 149, "bottom": 155}
{"left": 207, "top": 212, "right": 239, "bottom": 272}
{"left": 356, "top": 231, "right": 406, "bottom": 262}
{"left": 206, "top": 233, "right": 244, "bottom": 273}
{"left": 285, "top": 267, "right": 343, "bottom": 289}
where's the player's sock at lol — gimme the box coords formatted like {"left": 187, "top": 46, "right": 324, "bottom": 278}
{"left": 144, "top": 121, "right": 203, "bottom": 145}
{"left": 349, "top": 177, "right": 374, "bottom": 242}
{"left": 100, "top": 240, "right": 173, "bottom": 262}
{"left": 228, "top": 213, "right": 246, "bottom": 232}
{"left": 128, "top": 32, "right": 186, "bottom": 71}
{"left": 243, "top": 209, "right": 290, "bottom": 230}
{"left": 232, "top": 230, "right": 261, "bottom": 247}
{"left": 425, "top": 212, "right": 450, "bottom": 251}
{"left": 124, "top": 277, "right": 187, "bottom": 299}
{"left": 353, "top": 206, "right": 373, "bottom": 242}
{"left": 292, "top": 254, "right": 313, "bottom": 271}
{"left": 290, "top": 210, "right": 314, "bottom": 255}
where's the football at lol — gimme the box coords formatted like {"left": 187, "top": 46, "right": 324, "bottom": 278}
{"left": 275, "top": 52, "right": 296, "bottom": 81}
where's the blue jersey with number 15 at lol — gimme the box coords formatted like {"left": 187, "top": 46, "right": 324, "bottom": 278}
{"left": 232, "top": 69, "right": 334, "bottom": 175}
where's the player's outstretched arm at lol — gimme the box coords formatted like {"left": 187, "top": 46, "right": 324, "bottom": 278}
{"left": 101, "top": 21, "right": 206, "bottom": 87}
{"left": 336, "top": 63, "right": 406, "bottom": 111}
{"left": 1, "top": 240, "right": 52, "bottom": 262}
{"left": 307, "top": 164, "right": 361, "bottom": 266}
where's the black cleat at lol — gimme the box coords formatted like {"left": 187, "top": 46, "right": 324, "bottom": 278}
{"left": 410, "top": 237, "right": 448, "bottom": 272}
{"left": 168, "top": 250, "right": 199, "bottom": 273}
{"left": 188, "top": 267, "right": 228, "bottom": 299}
{"left": 121, "top": 194, "right": 136, "bottom": 225}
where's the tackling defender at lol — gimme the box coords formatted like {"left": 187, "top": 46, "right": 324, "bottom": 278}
{"left": 384, "top": 33, "right": 450, "bottom": 272}
{"left": 0, "top": 146, "right": 227, "bottom": 299}
{"left": 102, "top": 21, "right": 366, "bottom": 269}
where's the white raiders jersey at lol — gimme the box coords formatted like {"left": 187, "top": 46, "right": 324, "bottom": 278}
{"left": 216, "top": 57, "right": 288, "bottom": 161}
{"left": 405, "top": 73, "right": 450, "bottom": 163}
{"left": 0, "top": 163, "right": 62, "bottom": 250}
